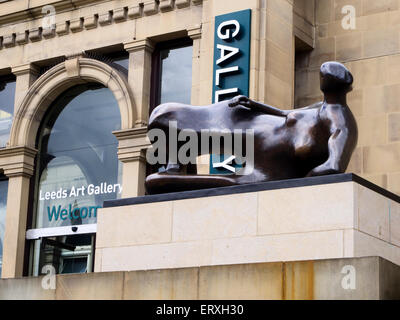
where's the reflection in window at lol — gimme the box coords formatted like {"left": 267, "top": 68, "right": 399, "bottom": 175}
{"left": 36, "top": 158, "right": 98, "bottom": 228}
{"left": 111, "top": 54, "right": 129, "bottom": 74}
{"left": 31, "top": 83, "right": 121, "bottom": 275}
{"left": 159, "top": 45, "right": 193, "bottom": 104}
{"left": 104, "top": 51, "right": 129, "bottom": 76}
{"left": 0, "top": 76, "right": 16, "bottom": 148}
{"left": 151, "top": 39, "right": 193, "bottom": 110}
{"left": 0, "top": 179, "right": 8, "bottom": 277}
{"left": 35, "top": 84, "right": 122, "bottom": 228}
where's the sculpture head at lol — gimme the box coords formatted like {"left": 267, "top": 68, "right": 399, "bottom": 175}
{"left": 320, "top": 61, "right": 353, "bottom": 94}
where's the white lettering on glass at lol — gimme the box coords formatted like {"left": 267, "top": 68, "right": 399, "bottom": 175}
{"left": 39, "top": 183, "right": 122, "bottom": 201}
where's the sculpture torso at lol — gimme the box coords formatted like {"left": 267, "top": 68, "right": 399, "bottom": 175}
{"left": 226, "top": 102, "right": 331, "bottom": 181}
{"left": 149, "top": 100, "right": 338, "bottom": 183}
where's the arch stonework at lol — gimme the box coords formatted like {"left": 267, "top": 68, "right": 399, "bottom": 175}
{"left": 9, "top": 57, "right": 137, "bottom": 148}
{"left": 1, "top": 57, "right": 142, "bottom": 279}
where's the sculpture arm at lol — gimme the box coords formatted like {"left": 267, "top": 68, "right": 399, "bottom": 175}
{"left": 307, "top": 106, "right": 357, "bottom": 177}
{"left": 229, "top": 95, "right": 289, "bottom": 117}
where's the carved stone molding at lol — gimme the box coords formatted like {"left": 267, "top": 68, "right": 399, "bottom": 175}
{"left": 11, "top": 63, "right": 40, "bottom": 77}
{"left": 187, "top": 25, "right": 202, "bottom": 40}
{"left": 0, "top": 0, "right": 203, "bottom": 51}
{"left": 0, "top": 146, "right": 37, "bottom": 178}
{"left": 9, "top": 57, "right": 136, "bottom": 148}
{"left": 64, "top": 58, "right": 80, "bottom": 78}
{"left": 113, "top": 127, "right": 151, "bottom": 163}
{"left": 124, "top": 38, "right": 155, "bottom": 53}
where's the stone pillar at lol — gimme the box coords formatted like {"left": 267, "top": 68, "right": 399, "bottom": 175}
{"left": 0, "top": 146, "right": 37, "bottom": 278}
{"left": 113, "top": 127, "right": 150, "bottom": 198}
{"left": 187, "top": 26, "right": 209, "bottom": 173}
{"left": 188, "top": 25, "right": 202, "bottom": 106}
{"left": 11, "top": 63, "right": 39, "bottom": 115}
{"left": 260, "top": 0, "right": 295, "bottom": 109}
{"left": 124, "top": 39, "right": 154, "bottom": 127}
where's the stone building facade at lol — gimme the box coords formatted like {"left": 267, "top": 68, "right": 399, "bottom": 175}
{"left": 0, "top": 0, "right": 398, "bottom": 284}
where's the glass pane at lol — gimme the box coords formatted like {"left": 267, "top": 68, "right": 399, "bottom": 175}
{"left": 35, "top": 84, "right": 122, "bottom": 229}
{"left": 160, "top": 45, "right": 193, "bottom": 105}
{"left": 35, "top": 234, "right": 93, "bottom": 275}
{"left": 61, "top": 257, "right": 88, "bottom": 274}
{"left": 0, "top": 179, "right": 8, "bottom": 277}
{"left": 112, "top": 56, "right": 129, "bottom": 73}
{"left": 0, "top": 79, "right": 16, "bottom": 148}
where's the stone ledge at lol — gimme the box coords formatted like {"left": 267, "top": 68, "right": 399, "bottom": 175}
{"left": 1, "top": 257, "right": 400, "bottom": 299}
{"left": 104, "top": 173, "right": 400, "bottom": 207}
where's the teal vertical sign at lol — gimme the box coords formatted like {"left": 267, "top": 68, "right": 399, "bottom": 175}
{"left": 210, "top": 9, "right": 252, "bottom": 174}
{"left": 212, "top": 9, "right": 252, "bottom": 103}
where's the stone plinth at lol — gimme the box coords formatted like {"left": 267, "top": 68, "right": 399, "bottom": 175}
{"left": 96, "top": 174, "right": 400, "bottom": 273}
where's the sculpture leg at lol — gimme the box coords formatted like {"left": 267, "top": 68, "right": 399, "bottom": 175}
{"left": 165, "top": 163, "right": 183, "bottom": 173}
{"left": 165, "top": 163, "right": 197, "bottom": 175}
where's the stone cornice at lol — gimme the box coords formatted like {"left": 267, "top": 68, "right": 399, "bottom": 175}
{"left": 0, "top": 0, "right": 203, "bottom": 51}
{"left": 113, "top": 127, "right": 151, "bottom": 163}
{"left": 113, "top": 127, "right": 148, "bottom": 140}
{"left": 0, "top": 0, "right": 101, "bottom": 25}
{"left": 0, "top": 146, "right": 38, "bottom": 177}
{"left": 124, "top": 38, "right": 155, "bottom": 53}
{"left": 11, "top": 63, "right": 40, "bottom": 76}
{"left": 187, "top": 25, "right": 202, "bottom": 40}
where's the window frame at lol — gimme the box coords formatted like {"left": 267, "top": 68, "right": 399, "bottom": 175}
{"left": 26, "top": 83, "right": 122, "bottom": 276}
{"left": 149, "top": 37, "right": 193, "bottom": 114}
{"left": 0, "top": 73, "right": 16, "bottom": 149}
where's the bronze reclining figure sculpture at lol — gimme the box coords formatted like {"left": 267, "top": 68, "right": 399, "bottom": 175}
{"left": 146, "top": 61, "right": 358, "bottom": 194}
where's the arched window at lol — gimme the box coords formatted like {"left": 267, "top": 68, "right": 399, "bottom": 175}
{"left": 28, "top": 83, "right": 122, "bottom": 275}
